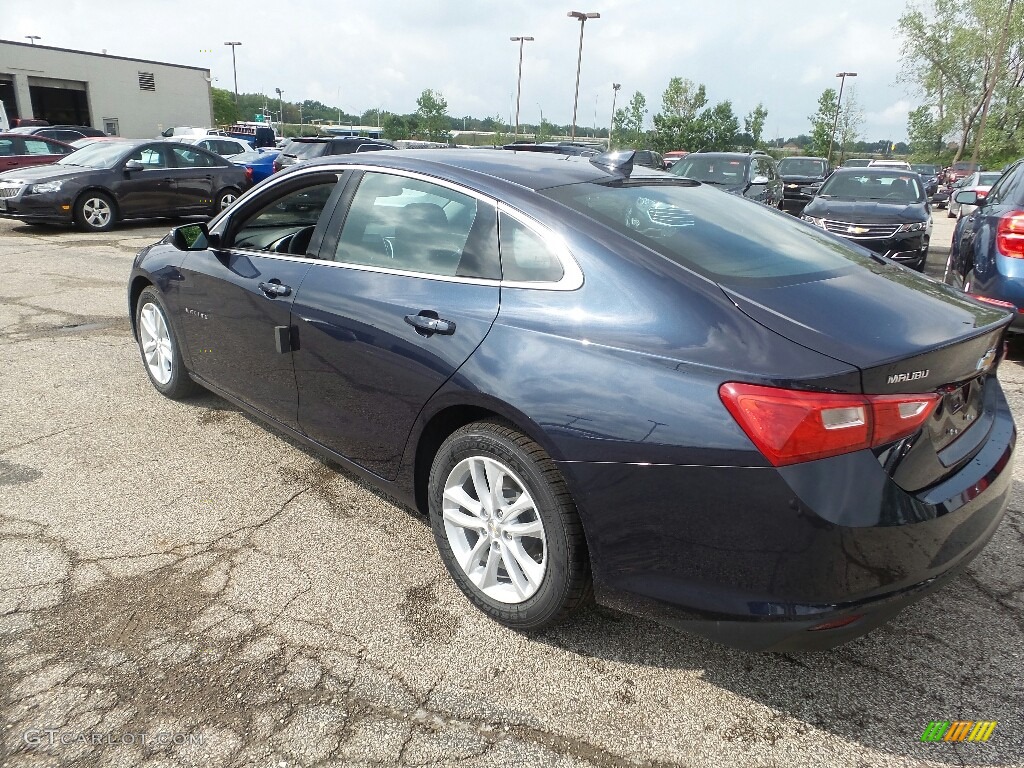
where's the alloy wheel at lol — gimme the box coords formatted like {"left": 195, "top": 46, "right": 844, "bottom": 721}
{"left": 442, "top": 455, "right": 547, "bottom": 604}
{"left": 219, "top": 192, "right": 237, "bottom": 210}
{"left": 138, "top": 302, "right": 173, "bottom": 385}
{"left": 82, "top": 197, "right": 112, "bottom": 228}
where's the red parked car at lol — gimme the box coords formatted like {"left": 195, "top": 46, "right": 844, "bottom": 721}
{"left": 0, "top": 133, "right": 74, "bottom": 172}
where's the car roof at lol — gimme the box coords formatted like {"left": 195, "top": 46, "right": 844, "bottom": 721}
{"left": 780, "top": 156, "right": 826, "bottom": 161}
{"left": 293, "top": 148, "right": 668, "bottom": 192}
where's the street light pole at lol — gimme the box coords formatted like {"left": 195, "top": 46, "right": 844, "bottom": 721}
{"left": 25, "top": 35, "right": 40, "bottom": 45}
{"left": 224, "top": 42, "right": 242, "bottom": 105}
{"left": 609, "top": 83, "right": 621, "bottom": 149}
{"left": 275, "top": 88, "right": 284, "bottom": 133}
{"left": 510, "top": 36, "right": 535, "bottom": 139}
{"left": 827, "top": 71, "right": 857, "bottom": 165}
{"left": 567, "top": 11, "right": 600, "bottom": 142}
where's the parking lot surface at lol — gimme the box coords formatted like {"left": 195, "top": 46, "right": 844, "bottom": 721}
{"left": 1, "top": 212, "right": 1022, "bottom": 768}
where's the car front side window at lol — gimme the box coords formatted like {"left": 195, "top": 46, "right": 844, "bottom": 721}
{"left": 229, "top": 177, "right": 343, "bottom": 255}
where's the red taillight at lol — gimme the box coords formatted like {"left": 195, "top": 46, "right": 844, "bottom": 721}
{"left": 976, "top": 190, "right": 988, "bottom": 199}
{"left": 719, "top": 383, "right": 940, "bottom": 466}
{"left": 245, "top": 167, "right": 253, "bottom": 183}
{"left": 996, "top": 211, "right": 1024, "bottom": 258}
{"left": 971, "top": 294, "right": 1017, "bottom": 310}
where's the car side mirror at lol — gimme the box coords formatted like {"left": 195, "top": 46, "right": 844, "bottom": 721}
{"left": 171, "top": 222, "right": 213, "bottom": 251}
{"left": 953, "top": 189, "right": 980, "bottom": 207}
{"left": 124, "top": 160, "right": 146, "bottom": 172}
{"left": 751, "top": 174, "right": 769, "bottom": 186}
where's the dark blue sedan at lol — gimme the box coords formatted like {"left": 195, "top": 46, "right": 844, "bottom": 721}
{"left": 127, "top": 150, "right": 1016, "bottom": 651}
{"left": 947, "top": 159, "right": 1024, "bottom": 331}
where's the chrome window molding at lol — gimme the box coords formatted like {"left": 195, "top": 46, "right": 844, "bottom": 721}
{"left": 215, "top": 163, "right": 584, "bottom": 291}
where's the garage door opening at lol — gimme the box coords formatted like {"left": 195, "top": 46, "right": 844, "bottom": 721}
{"left": 0, "top": 78, "right": 19, "bottom": 122}
{"left": 29, "top": 84, "right": 91, "bottom": 126}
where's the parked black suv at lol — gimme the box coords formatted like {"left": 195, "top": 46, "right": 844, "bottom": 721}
{"left": 670, "top": 150, "right": 783, "bottom": 207}
{"left": 273, "top": 136, "right": 396, "bottom": 173}
{"left": 777, "top": 155, "right": 832, "bottom": 208}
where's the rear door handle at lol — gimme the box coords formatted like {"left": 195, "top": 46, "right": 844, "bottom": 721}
{"left": 259, "top": 281, "right": 292, "bottom": 298}
{"left": 405, "top": 313, "right": 455, "bottom": 336}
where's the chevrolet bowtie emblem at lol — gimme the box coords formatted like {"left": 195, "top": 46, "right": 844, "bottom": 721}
{"left": 847, "top": 225, "right": 869, "bottom": 234}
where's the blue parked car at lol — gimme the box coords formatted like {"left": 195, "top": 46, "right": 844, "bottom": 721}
{"left": 230, "top": 149, "right": 280, "bottom": 184}
{"left": 126, "top": 149, "right": 1015, "bottom": 651}
{"left": 946, "top": 159, "right": 1024, "bottom": 330}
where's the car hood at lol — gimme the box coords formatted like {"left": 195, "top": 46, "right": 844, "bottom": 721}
{"left": 0, "top": 164, "right": 100, "bottom": 183}
{"left": 721, "top": 261, "right": 1010, "bottom": 377}
{"left": 803, "top": 199, "right": 928, "bottom": 224}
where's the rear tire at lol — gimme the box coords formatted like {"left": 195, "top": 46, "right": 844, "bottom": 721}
{"left": 214, "top": 188, "right": 240, "bottom": 214}
{"left": 428, "top": 420, "right": 591, "bottom": 631}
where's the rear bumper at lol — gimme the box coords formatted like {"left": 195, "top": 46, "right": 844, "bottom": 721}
{"left": 560, "top": 383, "right": 1015, "bottom": 651}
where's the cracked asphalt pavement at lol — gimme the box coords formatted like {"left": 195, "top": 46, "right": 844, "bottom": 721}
{"left": 1, "top": 213, "right": 1022, "bottom": 768}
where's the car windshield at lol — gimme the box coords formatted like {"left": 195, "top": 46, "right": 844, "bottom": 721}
{"left": 777, "top": 158, "right": 825, "bottom": 176}
{"left": 953, "top": 162, "right": 981, "bottom": 172}
{"left": 911, "top": 164, "right": 938, "bottom": 175}
{"left": 843, "top": 159, "right": 872, "bottom": 167}
{"left": 57, "top": 142, "right": 134, "bottom": 169}
{"left": 977, "top": 172, "right": 1002, "bottom": 186}
{"left": 816, "top": 172, "right": 923, "bottom": 202}
{"left": 542, "top": 179, "right": 871, "bottom": 285}
{"left": 670, "top": 156, "right": 747, "bottom": 185}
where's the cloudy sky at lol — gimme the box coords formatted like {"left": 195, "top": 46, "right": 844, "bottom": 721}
{"left": 3, "top": 0, "right": 921, "bottom": 141}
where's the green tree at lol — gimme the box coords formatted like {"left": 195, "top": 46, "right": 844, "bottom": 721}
{"left": 211, "top": 87, "right": 238, "bottom": 127}
{"left": 703, "top": 101, "right": 740, "bottom": 150}
{"left": 907, "top": 105, "right": 944, "bottom": 160}
{"left": 416, "top": 89, "right": 450, "bottom": 143}
{"left": 651, "top": 78, "right": 708, "bottom": 152}
{"left": 808, "top": 88, "right": 838, "bottom": 159}
{"left": 836, "top": 86, "right": 864, "bottom": 161}
{"left": 382, "top": 114, "right": 409, "bottom": 141}
{"left": 897, "top": 0, "right": 1023, "bottom": 164}
{"left": 611, "top": 91, "right": 648, "bottom": 148}
{"left": 743, "top": 102, "right": 769, "bottom": 147}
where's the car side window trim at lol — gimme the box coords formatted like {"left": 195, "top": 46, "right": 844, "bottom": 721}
{"left": 305, "top": 164, "right": 583, "bottom": 290}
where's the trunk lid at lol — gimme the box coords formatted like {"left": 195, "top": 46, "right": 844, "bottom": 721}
{"left": 723, "top": 267, "right": 1012, "bottom": 491}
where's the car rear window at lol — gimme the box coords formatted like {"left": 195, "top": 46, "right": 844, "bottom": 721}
{"left": 286, "top": 141, "right": 328, "bottom": 159}
{"left": 542, "top": 180, "right": 866, "bottom": 284}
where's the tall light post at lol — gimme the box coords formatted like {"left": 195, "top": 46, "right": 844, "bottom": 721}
{"left": 275, "top": 87, "right": 284, "bottom": 132}
{"left": 609, "top": 83, "right": 620, "bottom": 148}
{"left": 828, "top": 71, "right": 857, "bottom": 165}
{"left": 510, "top": 35, "right": 535, "bottom": 139}
{"left": 567, "top": 11, "right": 600, "bottom": 142}
{"left": 25, "top": 35, "right": 41, "bottom": 45}
{"left": 223, "top": 42, "right": 242, "bottom": 105}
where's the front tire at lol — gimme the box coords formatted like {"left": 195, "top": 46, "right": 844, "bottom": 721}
{"left": 135, "top": 287, "right": 200, "bottom": 399}
{"left": 428, "top": 421, "right": 591, "bottom": 631}
{"left": 75, "top": 191, "right": 116, "bottom": 232}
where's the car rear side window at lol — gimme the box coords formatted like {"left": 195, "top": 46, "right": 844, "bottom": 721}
{"left": 0, "top": 139, "right": 14, "bottom": 156}
{"left": 24, "top": 139, "right": 58, "bottom": 155}
{"left": 543, "top": 180, "right": 867, "bottom": 284}
{"left": 498, "top": 212, "right": 564, "bottom": 283}
{"left": 333, "top": 172, "right": 500, "bottom": 279}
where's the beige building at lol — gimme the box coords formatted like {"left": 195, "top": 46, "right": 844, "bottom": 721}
{"left": 0, "top": 39, "right": 212, "bottom": 138}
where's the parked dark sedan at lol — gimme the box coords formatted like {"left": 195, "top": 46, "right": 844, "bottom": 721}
{"left": 946, "top": 159, "right": 1024, "bottom": 331}
{"left": 670, "top": 150, "right": 783, "bottom": 207}
{"left": 273, "top": 136, "right": 396, "bottom": 173}
{"left": 777, "top": 156, "right": 832, "bottom": 208}
{"left": 801, "top": 168, "right": 932, "bottom": 270}
{"left": 0, "top": 140, "right": 249, "bottom": 231}
{"left": 127, "top": 149, "right": 1014, "bottom": 651}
